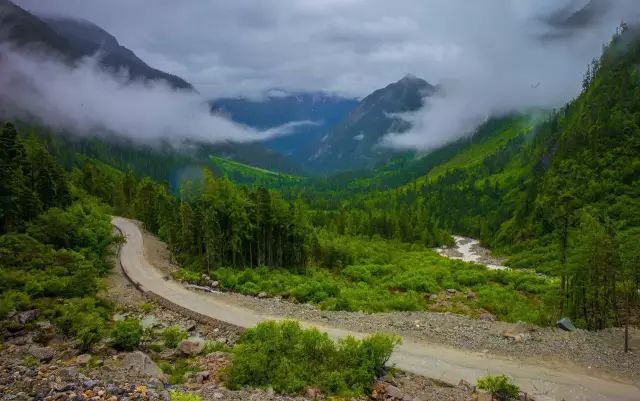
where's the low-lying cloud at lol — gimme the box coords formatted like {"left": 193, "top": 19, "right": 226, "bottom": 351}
{"left": 0, "top": 46, "right": 315, "bottom": 145}
{"left": 9, "top": 0, "right": 640, "bottom": 153}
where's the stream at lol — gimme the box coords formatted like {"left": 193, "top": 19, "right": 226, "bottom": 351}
{"left": 435, "top": 235, "right": 508, "bottom": 270}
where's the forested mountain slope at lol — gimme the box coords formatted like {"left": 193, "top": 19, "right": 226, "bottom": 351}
{"left": 0, "top": 0, "right": 193, "bottom": 90}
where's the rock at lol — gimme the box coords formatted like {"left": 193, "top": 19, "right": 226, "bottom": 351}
{"left": 34, "top": 321, "right": 56, "bottom": 344}
{"left": 178, "top": 339, "right": 204, "bottom": 356}
{"left": 257, "top": 291, "right": 268, "bottom": 299}
{"left": 148, "top": 377, "right": 163, "bottom": 390}
{"left": 557, "top": 317, "right": 577, "bottom": 332}
{"left": 140, "top": 315, "right": 160, "bottom": 330}
{"left": 106, "top": 383, "right": 124, "bottom": 395}
{"left": 17, "top": 309, "right": 39, "bottom": 324}
{"left": 82, "top": 380, "right": 98, "bottom": 390}
{"left": 446, "top": 288, "right": 457, "bottom": 294}
{"left": 112, "top": 313, "right": 126, "bottom": 322}
{"left": 53, "top": 383, "right": 76, "bottom": 392}
{"left": 211, "top": 281, "right": 219, "bottom": 288}
{"left": 466, "top": 290, "right": 477, "bottom": 300}
{"left": 28, "top": 346, "right": 54, "bottom": 363}
{"left": 58, "top": 367, "right": 78, "bottom": 382}
{"left": 458, "top": 379, "right": 473, "bottom": 391}
{"left": 479, "top": 312, "right": 496, "bottom": 322}
{"left": 384, "top": 383, "right": 405, "bottom": 399}
{"left": 476, "top": 391, "right": 493, "bottom": 401}
{"left": 185, "top": 322, "right": 197, "bottom": 332}
{"left": 305, "top": 387, "right": 322, "bottom": 398}
{"left": 428, "top": 294, "right": 438, "bottom": 302}
{"left": 121, "top": 351, "right": 167, "bottom": 382}
{"left": 76, "top": 354, "right": 92, "bottom": 366}
{"left": 194, "top": 370, "right": 210, "bottom": 384}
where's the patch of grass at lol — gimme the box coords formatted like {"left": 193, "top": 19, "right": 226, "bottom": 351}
{"left": 476, "top": 374, "right": 520, "bottom": 401}
{"left": 22, "top": 355, "right": 39, "bottom": 368}
{"left": 169, "top": 390, "right": 201, "bottom": 401}
{"left": 201, "top": 340, "right": 230, "bottom": 354}
{"left": 162, "top": 326, "right": 188, "bottom": 348}
{"left": 159, "top": 358, "right": 200, "bottom": 385}
{"left": 138, "top": 302, "right": 154, "bottom": 313}
{"left": 223, "top": 320, "right": 400, "bottom": 396}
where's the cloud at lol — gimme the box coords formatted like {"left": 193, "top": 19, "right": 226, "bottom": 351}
{"left": 11, "top": 0, "right": 640, "bottom": 151}
{"left": 0, "top": 46, "right": 315, "bottom": 145}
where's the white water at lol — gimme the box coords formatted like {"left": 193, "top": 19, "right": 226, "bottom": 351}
{"left": 435, "top": 235, "right": 508, "bottom": 270}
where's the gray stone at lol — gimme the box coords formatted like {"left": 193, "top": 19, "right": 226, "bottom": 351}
{"left": 17, "top": 309, "right": 39, "bottom": 324}
{"left": 557, "top": 317, "right": 577, "bottom": 332}
{"left": 194, "top": 370, "right": 210, "bottom": 384}
{"left": 106, "top": 383, "right": 124, "bottom": 395}
{"left": 27, "top": 346, "right": 54, "bottom": 363}
{"left": 140, "top": 315, "right": 160, "bottom": 330}
{"left": 257, "top": 291, "right": 268, "bottom": 298}
{"left": 121, "top": 351, "right": 167, "bottom": 382}
{"left": 53, "top": 383, "right": 76, "bottom": 392}
{"left": 384, "top": 383, "right": 405, "bottom": 399}
{"left": 76, "top": 354, "right": 91, "bottom": 366}
{"left": 446, "top": 288, "right": 457, "bottom": 294}
{"left": 178, "top": 338, "right": 204, "bottom": 356}
{"left": 211, "top": 281, "right": 219, "bottom": 288}
{"left": 82, "top": 379, "right": 98, "bottom": 390}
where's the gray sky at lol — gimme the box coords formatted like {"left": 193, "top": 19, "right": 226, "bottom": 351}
{"left": 10, "top": 0, "right": 640, "bottom": 149}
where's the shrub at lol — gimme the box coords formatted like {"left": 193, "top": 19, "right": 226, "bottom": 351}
{"left": 111, "top": 320, "right": 143, "bottom": 351}
{"left": 169, "top": 390, "right": 201, "bottom": 401}
{"left": 162, "top": 326, "right": 188, "bottom": 348}
{"left": 476, "top": 374, "right": 520, "bottom": 401}
{"left": 201, "top": 340, "right": 230, "bottom": 354}
{"left": 223, "top": 320, "right": 399, "bottom": 396}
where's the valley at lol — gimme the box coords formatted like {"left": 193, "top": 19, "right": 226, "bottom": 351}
{"left": 1, "top": 1, "right": 639, "bottom": 401}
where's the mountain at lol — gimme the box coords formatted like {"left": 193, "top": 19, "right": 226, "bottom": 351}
{"left": 309, "top": 74, "right": 437, "bottom": 173}
{"left": 0, "top": 0, "right": 306, "bottom": 178}
{"left": 211, "top": 92, "right": 358, "bottom": 163}
{"left": 0, "top": 0, "right": 193, "bottom": 90}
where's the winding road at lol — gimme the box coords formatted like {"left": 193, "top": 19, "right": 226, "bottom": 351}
{"left": 112, "top": 216, "right": 640, "bottom": 401}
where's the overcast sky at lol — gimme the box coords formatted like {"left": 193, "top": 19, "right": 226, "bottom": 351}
{"left": 9, "top": 0, "right": 640, "bottom": 149}
{"left": 14, "top": 0, "right": 637, "bottom": 99}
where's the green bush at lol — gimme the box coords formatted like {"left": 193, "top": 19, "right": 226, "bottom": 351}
{"left": 223, "top": 320, "right": 400, "bottom": 396}
{"left": 162, "top": 326, "right": 188, "bottom": 348}
{"left": 169, "top": 390, "right": 201, "bottom": 401}
{"left": 476, "top": 374, "right": 520, "bottom": 401}
{"left": 201, "top": 340, "right": 230, "bottom": 354}
{"left": 111, "top": 320, "right": 143, "bottom": 351}
{"left": 54, "top": 297, "right": 110, "bottom": 351}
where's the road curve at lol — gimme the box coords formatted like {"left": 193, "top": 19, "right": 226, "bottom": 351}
{"left": 112, "top": 216, "right": 640, "bottom": 401}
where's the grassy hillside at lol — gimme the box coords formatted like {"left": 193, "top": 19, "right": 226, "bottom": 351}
{"left": 210, "top": 155, "right": 305, "bottom": 187}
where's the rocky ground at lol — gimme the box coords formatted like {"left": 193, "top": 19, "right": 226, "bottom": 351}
{"left": 0, "top": 238, "right": 478, "bottom": 401}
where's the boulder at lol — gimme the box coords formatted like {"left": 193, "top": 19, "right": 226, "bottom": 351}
{"left": 121, "top": 351, "right": 167, "bottom": 382}
{"left": 257, "top": 291, "right": 268, "bottom": 299}
{"left": 140, "top": 315, "right": 160, "bottom": 330}
{"left": 428, "top": 294, "right": 438, "bottom": 302}
{"left": 383, "top": 383, "right": 406, "bottom": 399}
{"left": 211, "top": 281, "right": 219, "bottom": 288}
{"left": 178, "top": 339, "right": 204, "bottom": 356}
{"left": 33, "top": 321, "right": 56, "bottom": 344}
{"left": 446, "top": 288, "right": 457, "bottom": 294}
{"left": 466, "top": 290, "right": 477, "bottom": 300}
{"left": 479, "top": 312, "right": 496, "bottom": 322}
{"left": 17, "top": 309, "right": 39, "bottom": 324}
{"left": 76, "top": 354, "right": 92, "bottom": 366}
{"left": 28, "top": 346, "right": 54, "bottom": 363}
{"left": 194, "top": 370, "right": 210, "bottom": 384}
{"left": 305, "top": 387, "right": 322, "bottom": 398}
{"left": 557, "top": 317, "right": 577, "bottom": 332}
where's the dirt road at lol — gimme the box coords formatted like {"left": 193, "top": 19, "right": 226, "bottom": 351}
{"left": 112, "top": 216, "right": 640, "bottom": 401}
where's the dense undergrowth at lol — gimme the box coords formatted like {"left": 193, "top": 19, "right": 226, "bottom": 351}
{"left": 223, "top": 320, "right": 399, "bottom": 396}
{"left": 177, "top": 231, "right": 558, "bottom": 324}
